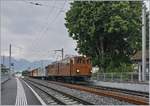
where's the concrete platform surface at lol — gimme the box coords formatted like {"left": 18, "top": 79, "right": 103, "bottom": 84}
{"left": 91, "top": 80, "right": 149, "bottom": 93}
{"left": 1, "top": 77, "right": 42, "bottom": 105}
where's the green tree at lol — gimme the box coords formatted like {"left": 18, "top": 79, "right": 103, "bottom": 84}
{"left": 146, "top": 11, "right": 149, "bottom": 49}
{"left": 65, "top": 1, "right": 143, "bottom": 72}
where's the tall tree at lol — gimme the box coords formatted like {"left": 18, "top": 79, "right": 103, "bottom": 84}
{"left": 65, "top": 1, "right": 143, "bottom": 72}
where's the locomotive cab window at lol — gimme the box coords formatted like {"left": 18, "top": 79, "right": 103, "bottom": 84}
{"left": 76, "top": 58, "right": 82, "bottom": 64}
{"left": 82, "top": 59, "right": 85, "bottom": 64}
{"left": 76, "top": 57, "right": 87, "bottom": 64}
{"left": 87, "top": 59, "right": 90, "bottom": 64}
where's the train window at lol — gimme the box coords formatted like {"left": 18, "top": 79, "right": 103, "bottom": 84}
{"left": 87, "top": 59, "right": 89, "bottom": 64}
{"left": 76, "top": 58, "right": 78, "bottom": 63}
{"left": 82, "top": 59, "right": 85, "bottom": 64}
{"left": 67, "top": 59, "right": 70, "bottom": 65}
{"left": 80, "top": 58, "right": 82, "bottom": 64}
{"left": 70, "top": 58, "right": 74, "bottom": 64}
{"left": 77, "top": 58, "right": 82, "bottom": 64}
{"left": 76, "top": 58, "right": 79, "bottom": 63}
{"left": 87, "top": 59, "right": 90, "bottom": 64}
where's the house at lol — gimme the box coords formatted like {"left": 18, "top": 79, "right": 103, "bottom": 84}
{"left": 131, "top": 50, "right": 149, "bottom": 81}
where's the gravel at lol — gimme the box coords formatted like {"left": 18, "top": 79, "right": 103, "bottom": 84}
{"left": 25, "top": 80, "right": 58, "bottom": 105}
{"left": 26, "top": 78, "right": 132, "bottom": 105}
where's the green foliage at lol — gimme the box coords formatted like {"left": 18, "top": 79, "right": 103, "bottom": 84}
{"left": 65, "top": 1, "right": 143, "bottom": 72}
{"left": 146, "top": 11, "right": 149, "bottom": 49}
{"left": 105, "top": 63, "right": 134, "bottom": 72}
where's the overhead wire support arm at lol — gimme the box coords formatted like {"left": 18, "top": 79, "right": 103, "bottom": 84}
{"left": 54, "top": 48, "right": 64, "bottom": 60}
{"left": 29, "top": 2, "right": 43, "bottom": 6}
{"left": 26, "top": 1, "right": 66, "bottom": 12}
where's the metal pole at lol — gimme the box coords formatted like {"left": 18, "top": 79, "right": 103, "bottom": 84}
{"left": 62, "top": 48, "right": 64, "bottom": 60}
{"left": 9, "top": 44, "right": 11, "bottom": 76}
{"left": 149, "top": 1, "right": 150, "bottom": 78}
{"left": 138, "top": 64, "right": 141, "bottom": 81}
{"left": 41, "top": 60, "right": 44, "bottom": 77}
{"left": 2, "top": 55, "right": 4, "bottom": 65}
{"left": 142, "top": 3, "right": 146, "bottom": 81}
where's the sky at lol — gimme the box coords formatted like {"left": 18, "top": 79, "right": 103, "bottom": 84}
{"left": 1, "top": 0, "right": 78, "bottom": 62}
{"left": 1, "top": 0, "right": 150, "bottom": 62}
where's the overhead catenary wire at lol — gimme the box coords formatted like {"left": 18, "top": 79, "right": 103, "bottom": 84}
{"left": 30, "top": 0, "right": 67, "bottom": 53}
{"left": 22, "top": 0, "right": 67, "bottom": 54}
{"left": 41, "top": 0, "right": 56, "bottom": 29}
{"left": 28, "top": 1, "right": 67, "bottom": 12}
{"left": 29, "top": 0, "right": 57, "bottom": 50}
{"left": 37, "top": 2, "right": 66, "bottom": 39}
{"left": 21, "top": 0, "right": 61, "bottom": 60}
{"left": 37, "top": 0, "right": 67, "bottom": 38}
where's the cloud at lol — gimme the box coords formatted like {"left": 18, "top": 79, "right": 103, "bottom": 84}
{"left": 1, "top": 0, "right": 78, "bottom": 62}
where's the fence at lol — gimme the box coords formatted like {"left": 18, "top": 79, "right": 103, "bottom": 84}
{"left": 1, "top": 73, "right": 10, "bottom": 84}
{"left": 91, "top": 72, "right": 149, "bottom": 83}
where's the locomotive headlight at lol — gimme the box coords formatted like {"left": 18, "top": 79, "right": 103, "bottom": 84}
{"left": 90, "top": 70, "right": 93, "bottom": 73}
{"left": 76, "top": 69, "right": 80, "bottom": 73}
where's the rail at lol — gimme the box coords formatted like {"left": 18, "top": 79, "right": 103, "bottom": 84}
{"left": 24, "top": 78, "right": 93, "bottom": 105}
{"left": 48, "top": 81, "right": 149, "bottom": 105}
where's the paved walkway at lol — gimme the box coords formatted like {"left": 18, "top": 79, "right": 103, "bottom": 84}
{"left": 1, "top": 77, "right": 43, "bottom": 105}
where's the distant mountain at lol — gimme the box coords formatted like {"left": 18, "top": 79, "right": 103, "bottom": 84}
{"left": 1, "top": 56, "right": 52, "bottom": 72}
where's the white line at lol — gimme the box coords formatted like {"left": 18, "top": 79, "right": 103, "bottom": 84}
{"left": 23, "top": 79, "right": 47, "bottom": 105}
{"left": 15, "top": 78, "right": 27, "bottom": 106}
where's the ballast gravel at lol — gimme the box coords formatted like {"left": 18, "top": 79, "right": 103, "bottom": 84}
{"left": 25, "top": 80, "right": 58, "bottom": 105}
{"left": 26, "top": 78, "right": 132, "bottom": 105}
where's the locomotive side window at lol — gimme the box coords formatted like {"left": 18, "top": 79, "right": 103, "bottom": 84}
{"left": 71, "top": 58, "right": 74, "bottom": 64}
{"left": 66, "top": 59, "right": 70, "bottom": 65}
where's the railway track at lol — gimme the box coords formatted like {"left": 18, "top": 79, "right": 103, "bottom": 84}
{"left": 49, "top": 81, "right": 149, "bottom": 98}
{"left": 69, "top": 81, "right": 149, "bottom": 98}
{"left": 24, "top": 79, "right": 93, "bottom": 105}
{"left": 88, "top": 84, "right": 149, "bottom": 98}
{"left": 48, "top": 81, "right": 149, "bottom": 105}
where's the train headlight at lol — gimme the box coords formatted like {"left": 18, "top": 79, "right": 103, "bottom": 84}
{"left": 90, "top": 70, "right": 93, "bottom": 73}
{"left": 76, "top": 69, "right": 80, "bottom": 73}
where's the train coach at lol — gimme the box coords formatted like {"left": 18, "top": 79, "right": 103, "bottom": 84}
{"left": 29, "top": 67, "right": 47, "bottom": 79}
{"left": 29, "top": 56, "right": 92, "bottom": 82}
{"left": 46, "top": 56, "right": 92, "bottom": 81}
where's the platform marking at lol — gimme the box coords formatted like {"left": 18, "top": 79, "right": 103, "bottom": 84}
{"left": 23, "top": 80, "right": 46, "bottom": 105}
{"left": 15, "top": 78, "right": 27, "bottom": 106}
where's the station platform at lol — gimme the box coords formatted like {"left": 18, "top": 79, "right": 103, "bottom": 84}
{"left": 91, "top": 80, "right": 149, "bottom": 93}
{"left": 1, "top": 76, "right": 45, "bottom": 105}
{"left": 1, "top": 75, "right": 9, "bottom": 84}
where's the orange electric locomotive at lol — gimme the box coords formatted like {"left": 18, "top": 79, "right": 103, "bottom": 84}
{"left": 29, "top": 56, "right": 92, "bottom": 81}
{"left": 45, "top": 56, "right": 92, "bottom": 81}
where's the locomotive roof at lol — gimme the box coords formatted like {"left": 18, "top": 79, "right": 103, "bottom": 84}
{"left": 45, "top": 55, "right": 90, "bottom": 67}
